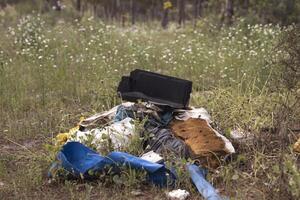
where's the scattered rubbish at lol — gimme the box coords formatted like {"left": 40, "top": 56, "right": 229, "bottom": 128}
{"left": 74, "top": 117, "right": 135, "bottom": 151}
{"left": 174, "top": 107, "right": 212, "bottom": 123}
{"left": 187, "top": 164, "right": 223, "bottom": 200}
{"left": 293, "top": 137, "right": 300, "bottom": 153}
{"left": 49, "top": 142, "right": 176, "bottom": 187}
{"left": 50, "top": 69, "right": 236, "bottom": 199}
{"left": 145, "top": 127, "right": 190, "bottom": 159}
{"left": 55, "top": 132, "right": 69, "bottom": 145}
{"left": 0, "top": 181, "right": 4, "bottom": 187}
{"left": 117, "top": 69, "right": 192, "bottom": 108}
{"left": 141, "top": 150, "right": 164, "bottom": 163}
{"left": 55, "top": 119, "right": 83, "bottom": 145}
{"left": 131, "top": 190, "right": 144, "bottom": 196}
{"left": 229, "top": 128, "right": 253, "bottom": 142}
{"left": 171, "top": 118, "right": 235, "bottom": 168}
{"left": 167, "top": 189, "right": 190, "bottom": 200}
{"left": 79, "top": 102, "right": 134, "bottom": 130}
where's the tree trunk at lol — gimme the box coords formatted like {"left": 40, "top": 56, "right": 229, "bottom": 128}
{"left": 76, "top": 0, "right": 81, "bottom": 12}
{"left": 178, "top": 0, "right": 186, "bottom": 26}
{"left": 53, "top": 0, "right": 61, "bottom": 11}
{"left": 131, "top": 0, "right": 136, "bottom": 25}
{"left": 225, "top": 0, "right": 234, "bottom": 25}
{"left": 111, "top": 0, "right": 118, "bottom": 21}
{"left": 242, "top": 0, "right": 249, "bottom": 15}
{"left": 193, "top": 0, "right": 199, "bottom": 27}
{"left": 198, "top": 0, "right": 203, "bottom": 17}
{"left": 161, "top": 9, "right": 169, "bottom": 29}
{"left": 151, "top": 0, "right": 155, "bottom": 21}
{"left": 93, "top": 3, "right": 97, "bottom": 18}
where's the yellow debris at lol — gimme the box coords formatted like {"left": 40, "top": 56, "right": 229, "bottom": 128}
{"left": 56, "top": 132, "right": 70, "bottom": 145}
{"left": 69, "top": 126, "right": 79, "bottom": 135}
{"left": 293, "top": 138, "right": 300, "bottom": 153}
{"left": 78, "top": 116, "right": 85, "bottom": 125}
{"left": 55, "top": 117, "right": 84, "bottom": 145}
{"left": 163, "top": 1, "right": 172, "bottom": 10}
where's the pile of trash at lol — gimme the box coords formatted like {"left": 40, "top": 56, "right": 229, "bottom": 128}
{"left": 49, "top": 69, "right": 235, "bottom": 200}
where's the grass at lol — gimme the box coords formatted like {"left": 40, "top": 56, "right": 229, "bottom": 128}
{"left": 0, "top": 12, "right": 299, "bottom": 199}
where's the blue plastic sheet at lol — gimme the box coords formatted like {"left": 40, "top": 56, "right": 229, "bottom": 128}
{"left": 49, "top": 142, "right": 175, "bottom": 187}
{"left": 187, "top": 164, "right": 223, "bottom": 200}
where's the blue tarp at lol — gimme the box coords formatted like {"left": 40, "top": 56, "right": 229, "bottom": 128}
{"left": 187, "top": 164, "right": 223, "bottom": 200}
{"left": 49, "top": 142, "right": 224, "bottom": 199}
{"left": 49, "top": 142, "right": 175, "bottom": 187}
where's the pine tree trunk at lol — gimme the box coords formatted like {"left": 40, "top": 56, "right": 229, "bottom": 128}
{"left": 194, "top": 0, "right": 199, "bottom": 27}
{"left": 178, "top": 0, "right": 185, "bottom": 26}
{"left": 161, "top": 9, "right": 169, "bottom": 29}
{"left": 76, "top": 0, "right": 81, "bottom": 12}
{"left": 225, "top": 0, "right": 234, "bottom": 25}
{"left": 242, "top": 0, "right": 249, "bottom": 15}
{"left": 131, "top": 0, "right": 136, "bottom": 25}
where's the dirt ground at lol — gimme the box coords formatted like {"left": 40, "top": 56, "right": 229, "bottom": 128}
{"left": 2, "top": 130, "right": 298, "bottom": 200}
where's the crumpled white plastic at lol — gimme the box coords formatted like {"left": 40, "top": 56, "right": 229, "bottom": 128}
{"left": 79, "top": 102, "right": 134, "bottom": 128}
{"left": 72, "top": 117, "right": 135, "bottom": 150}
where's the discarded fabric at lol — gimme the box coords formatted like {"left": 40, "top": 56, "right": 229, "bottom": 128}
{"left": 114, "top": 102, "right": 173, "bottom": 126}
{"left": 187, "top": 164, "right": 223, "bottom": 200}
{"left": 144, "top": 127, "right": 190, "bottom": 158}
{"left": 50, "top": 142, "right": 176, "bottom": 187}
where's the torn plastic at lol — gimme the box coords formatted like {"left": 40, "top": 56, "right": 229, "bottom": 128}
{"left": 187, "top": 164, "right": 222, "bottom": 200}
{"left": 174, "top": 107, "right": 212, "bottom": 123}
{"left": 117, "top": 69, "right": 192, "bottom": 108}
{"left": 79, "top": 102, "right": 134, "bottom": 130}
{"left": 73, "top": 117, "right": 135, "bottom": 151}
{"left": 55, "top": 117, "right": 85, "bottom": 145}
{"left": 49, "top": 142, "right": 176, "bottom": 187}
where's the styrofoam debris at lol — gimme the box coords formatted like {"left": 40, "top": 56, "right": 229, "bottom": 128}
{"left": 140, "top": 150, "right": 164, "bottom": 163}
{"left": 167, "top": 189, "right": 190, "bottom": 200}
{"left": 230, "top": 128, "right": 253, "bottom": 142}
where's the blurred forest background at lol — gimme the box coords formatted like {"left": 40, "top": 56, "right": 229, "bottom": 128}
{"left": 1, "top": 0, "right": 300, "bottom": 26}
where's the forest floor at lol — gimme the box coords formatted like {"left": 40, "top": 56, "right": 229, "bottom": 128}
{"left": 0, "top": 14, "right": 299, "bottom": 199}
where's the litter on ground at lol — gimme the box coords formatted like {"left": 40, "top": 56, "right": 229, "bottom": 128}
{"left": 50, "top": 69, "right": 236, "bottom": 200}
